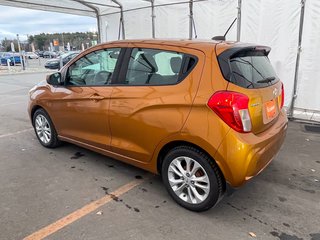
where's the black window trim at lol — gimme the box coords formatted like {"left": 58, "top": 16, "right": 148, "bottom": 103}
{"left": 110, "top": 47, "right": 198, "bottom": 87}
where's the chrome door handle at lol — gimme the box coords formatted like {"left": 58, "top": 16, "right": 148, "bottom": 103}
{"left": 90, "top": 94, "right": 105, "bottom": 101}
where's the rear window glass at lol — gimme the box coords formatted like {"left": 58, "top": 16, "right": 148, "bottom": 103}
{"left": 219, "top": 50, "right": 279, "bottom": 89}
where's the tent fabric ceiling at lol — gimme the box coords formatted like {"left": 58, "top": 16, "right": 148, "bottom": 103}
{"left": 0, "top": 0, "right": 201, "bottom": 17}
{"left": 0, "top": 0, "right": 97, "bottom": 17}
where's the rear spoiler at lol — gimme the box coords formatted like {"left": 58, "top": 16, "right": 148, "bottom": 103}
{"left": 218, "top": 45, "right": 271, "bottom": 59}
{"left": 217, "top": 45, "right": 271, "bottom": 81}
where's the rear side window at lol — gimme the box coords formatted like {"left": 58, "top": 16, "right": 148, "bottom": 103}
{"left": 123, "top": 48, "right": 196, "bottom": 86}
{"left": 219, "top": 49, "right": 279, "bottom": 89}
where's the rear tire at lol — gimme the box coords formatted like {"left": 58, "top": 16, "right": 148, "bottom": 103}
{"left": 33, "top": 108, "right": 61, "bottom": 148}
{"left": 161, "top": 145, "right": 224, "bottom": 212}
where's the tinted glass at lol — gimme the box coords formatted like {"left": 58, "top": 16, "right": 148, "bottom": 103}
{"left": 67, "top": 48, "right": 120, "bottom": 86}
{"left": 229, "top": 52, "right": 278, "bottom": 89}
{"left": 124, "top": 48, "right": 184, "bottom": 85}
{"left": 61, "top": 52, "right": 72, "bottom": 58}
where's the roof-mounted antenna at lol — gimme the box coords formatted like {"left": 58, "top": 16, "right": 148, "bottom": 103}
{"left": 212, "top": 17, "right": 237, "bottom": 41}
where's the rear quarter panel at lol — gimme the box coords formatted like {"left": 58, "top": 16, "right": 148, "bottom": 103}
{"left": 148, "top": 45, "right": 231, "bottom": 173}
{"left": 176, "top": 47, "right": 231, "bottom": 177}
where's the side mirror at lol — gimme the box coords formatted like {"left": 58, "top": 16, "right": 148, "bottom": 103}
{"left": 46, "top": 72, "right": 62, "bottom": 86}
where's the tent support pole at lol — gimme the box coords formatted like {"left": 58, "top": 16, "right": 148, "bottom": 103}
{"left": 151, "top": 0, "right": 155, "bottom": 38}
{"left": 96, "top": 15, "right": 102, "bottom": 43}
{"left": 73, "top": 0, "right": 101, "bottom": 43}
{"left": 2, "top": 0, "right": 96, "bottom": 15}
{"left": 112, "top": 0, "right": 125, "bottom": 40}
{"left": 289, "top": 0, "right": 306, "bottom": 119}
{"left": 237, "top": 0, "right": 241, "bottom": 41}
{"left": 143, "top": 0, "right": 155, "bottom": 38}
{"left": 189, "top": 0, "right": 194, "bottom": 40}
{"left": 100, "top": 0, "right": 207, "bottom": 17}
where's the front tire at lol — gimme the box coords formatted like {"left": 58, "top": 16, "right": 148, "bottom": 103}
{"left": 33, "top": 108, "right": 61, "bottom": 148}
{"left": 162, "top": 146, "right": 224, "bottom": 212}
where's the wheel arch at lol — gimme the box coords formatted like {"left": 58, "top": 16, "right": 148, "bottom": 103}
{"left": 156, "top": 140, "right": 226, "bottom": 192}
{"left": 30, "top": 105, "right": 41, "bottom": 125}
{"left": 30, "top": 105, "right": 61, "bottom": 148}
{"left": 30, "top": 105, "right": 48, "bottom": 126}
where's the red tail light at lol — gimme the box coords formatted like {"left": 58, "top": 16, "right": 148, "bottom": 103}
{"left": 208, "top": 91, "right": 252, "bottom": 133}
{"left": 280, "top": 83, "right": 284, "bottom": 109}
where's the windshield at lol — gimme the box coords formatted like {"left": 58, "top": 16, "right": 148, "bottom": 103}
{"left": 229, "top": 52, "right": 278, "bottom": 89}
{"left": 60, "top": 52, "right": 78, "bottom": 59}
{"left": 61, "top": 52, "right": 72, "bottom": 58}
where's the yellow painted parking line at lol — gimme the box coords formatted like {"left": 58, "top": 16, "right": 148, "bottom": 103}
{"left": 23, "top": 179, "right": 144, "bottom": 240}
{"left": 0, "top": 128, "right": 33, "bottom": 139}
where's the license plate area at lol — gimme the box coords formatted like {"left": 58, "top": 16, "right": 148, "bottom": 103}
{"left": 265, "top": 99, "right": 276, "bottom": 119}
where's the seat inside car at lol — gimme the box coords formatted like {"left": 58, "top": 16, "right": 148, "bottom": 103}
{"left": 93, "top": 71, "right": 112, "bottom": 85}
{"left": 148, "top": 56, "right": 182, "bottom": 85}
{"left": 170, "top": 57, "right": 182, "bottom": 76}
{"left": 127, "top": 52, "right": 162, "bottom": 85}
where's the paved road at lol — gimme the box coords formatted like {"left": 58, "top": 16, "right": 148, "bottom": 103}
{"left": 0, "top": 73, "right": 319, "bottom": 240}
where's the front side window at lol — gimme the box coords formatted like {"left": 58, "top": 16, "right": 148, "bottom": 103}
{"left": 124, "top": 48, "right": 185, "bottom": 85}
{"left": 66, "top": 48, "right": 120, "bottom": 86}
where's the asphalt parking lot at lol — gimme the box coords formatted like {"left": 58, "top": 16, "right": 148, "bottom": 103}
{"left": 0, "top": 58, "right": 55, "bottom": 75}
{"left": 0, "top": 72, "right": 319, "bottom": 240}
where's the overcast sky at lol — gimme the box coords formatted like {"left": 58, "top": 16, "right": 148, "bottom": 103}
{"left": 0, "top": 6, "right": 97, "bottom": 41}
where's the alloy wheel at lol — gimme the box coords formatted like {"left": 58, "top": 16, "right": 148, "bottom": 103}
{"left": 35, "top": 114, "right": 52, "bottom": 144}
{"left": 168, "top": 156, "right": 210, "bottom": 204}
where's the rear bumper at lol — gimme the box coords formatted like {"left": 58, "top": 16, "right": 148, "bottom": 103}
{"left": 215, "top": 109, "right": 288, "bottom": 187}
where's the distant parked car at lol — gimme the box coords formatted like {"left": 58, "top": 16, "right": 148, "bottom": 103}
{"left": 43, "top": 51, "right": 58, "bottom": 58}
{"left": 26, "top": 52, "right": 39, "bottom": 59}
{"left": 44, "top": 51, "right": 79, "bottom": 69}
{"left": 0, "top": 52, "right": 23, "bottom": 66}
{"left": 37, "top": 51, "right": 44, "bottom": 58}
{"left": 57, "top": 51, "right": 65, "bottom": 57}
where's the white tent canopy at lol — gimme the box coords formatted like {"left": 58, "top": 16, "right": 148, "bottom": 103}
{"left": 0, "top": 0, "right": 319, "bottom": 121}
{"left": 0, "top": 0, "right": 236, "bottom": 41}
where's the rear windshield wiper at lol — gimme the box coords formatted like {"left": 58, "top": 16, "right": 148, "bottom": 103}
{"left": 256, "top": 76, "right": 276, "bottom": 84}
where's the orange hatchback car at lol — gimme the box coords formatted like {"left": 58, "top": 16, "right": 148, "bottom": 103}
{"left": 28, "top": 40, "right": 288, "bottom": 211}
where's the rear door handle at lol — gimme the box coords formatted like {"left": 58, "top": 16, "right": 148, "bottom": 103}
{"left": 90, "top": 94, "right": 105, "bottom": 101}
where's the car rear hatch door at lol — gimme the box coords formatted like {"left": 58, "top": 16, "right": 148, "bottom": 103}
{"left": 217, "top": 45, "right": 284, "bottom": 134}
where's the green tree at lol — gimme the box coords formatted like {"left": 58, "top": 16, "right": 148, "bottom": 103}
{"left": 34, "top": 34, "right": 47, "bottom": 50}
{"left": 29, "top": 31, "right": 95, "bottom": 51}
{"left": 1, "top": 38, "right": 18, "bottom": 52}
{"left": 28, "top": 35, "right": 34, "bottom": 44}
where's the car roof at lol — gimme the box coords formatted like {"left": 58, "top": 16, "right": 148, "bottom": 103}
{"left": 97, "top": 39, "right": 254, "bottom": 53}
{"left": 101, "top": 39, "right": 220, "bottom": 50}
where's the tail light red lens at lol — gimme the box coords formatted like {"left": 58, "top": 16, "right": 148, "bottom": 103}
{"left": 280, "top": 83, "right": 284, "bottom": 109}
{"left": 207, "top": 91, "right": 252, "bottom": 133}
